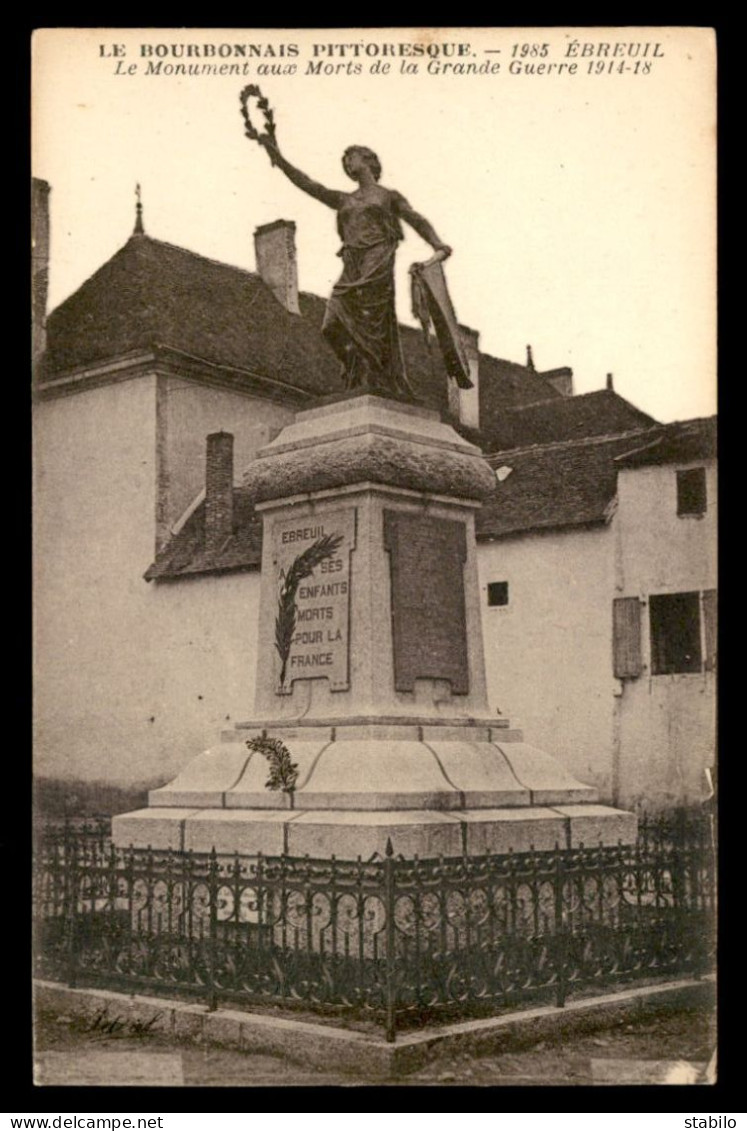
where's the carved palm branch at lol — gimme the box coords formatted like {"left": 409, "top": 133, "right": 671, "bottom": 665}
{"left": 275, "top": 533, "right": 344, "bottom": 686}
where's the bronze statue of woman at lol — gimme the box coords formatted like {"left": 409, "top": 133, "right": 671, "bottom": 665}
{"left": 258, "top": 135, "right": 452, "bottom": 397}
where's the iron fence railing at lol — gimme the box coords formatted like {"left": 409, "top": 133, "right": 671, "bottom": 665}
{"left": 33, "top": 810, "right": 716, "bottom": 1042}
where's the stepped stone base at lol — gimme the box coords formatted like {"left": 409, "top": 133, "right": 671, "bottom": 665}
{"left": 113, "top": 803, "right": 635, "bottom": 859}
{"left": 112, "top": 721, "right": 636, "bottom": 858}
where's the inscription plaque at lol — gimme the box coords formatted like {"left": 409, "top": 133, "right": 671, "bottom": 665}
{"left": 383, "top": 511, "right": 469, "bottom": 695}
{"left": 272, "top": 509, "right": 356, "bottom": 694}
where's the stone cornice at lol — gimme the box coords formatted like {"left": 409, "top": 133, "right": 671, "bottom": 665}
{"left": 245, "top": 431, "right": 496, "bottom": 504}
{"left": 33, "top": 344, "right": 314, "bottom": 407}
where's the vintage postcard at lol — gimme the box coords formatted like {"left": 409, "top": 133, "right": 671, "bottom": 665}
{"left": 32, "top": 27, "right": 716, "bottom": 1090}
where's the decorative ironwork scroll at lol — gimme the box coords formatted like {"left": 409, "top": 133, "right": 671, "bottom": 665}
{"left": 33, "top": 810, "right": 716, "bottom": 1043}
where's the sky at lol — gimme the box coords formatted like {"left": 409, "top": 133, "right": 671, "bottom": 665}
{"left": 31, "top": 27, "right": 717, "bottom": 423}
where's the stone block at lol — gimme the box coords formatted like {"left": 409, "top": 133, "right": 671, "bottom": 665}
{"left": 35, "top": 1050, "right": 184, "bottom": 1087}
{"left": 244, "top": 395, "right": 496, "bottom": 505}
{"left": 237, "top": 1013, "right": 393, "bottom": 1076}
{"left": 260, "top": 725, "right": 335, "bottom": 744}
{"left": 553, "top": 805, "right": 638, "bottom": 847}
{"left": 460, "top": 808, "right": 568, "bottom": 854}
{"left": 148, "top": 743, "right": 251, "bottom": 808}
{"left": 295, "top": 740, "right": 461, "bottom": 810}
{"left": 286, "top": 810, "right": 463, "bottom": 859}
{"left": 183, "top": 810, "right": 292, "bottom": 855}
{"left": 121, "top": 996, "right": 174, "bottom": 1036}
{"left": 33, "top": 980, "right": 73, "bottom": 1016}
{"left": 421, "top": 725, "right": 491, "bottom": 742}
{"left": 494, "top": 742, "right": 598, "bottom": 803}
{"left": 172, "top": 1004, "right": 206, "bottom": 1042}
{"left": 332, "top": 723, "right": 421, "bottom": 741}
{"left": 531, "top": 787, "right": 599, "bottom": 805}
{"left": 111, "top": 809, "right": 199, "bottom": 851}
{"left": 426, "top": 741, "right": 530, "bottom": 807}
{"left": 202, "top": 1008, "right": 244, "bottom": 1049}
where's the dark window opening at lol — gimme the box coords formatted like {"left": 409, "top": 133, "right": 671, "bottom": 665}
{"left": 677, "top": 468, "right": 707, "bottom": 516}
{"left": 487, "top": 581, "right": 509, "bottom": 607}
{"left": 649, "top": 591, "right": 702, "bottom": 674}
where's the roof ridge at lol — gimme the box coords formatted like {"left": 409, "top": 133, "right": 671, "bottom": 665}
{"left": 485, "top": 423, "right": 665, "bottom": 461}
{"left": 485, "top": 413, "right": 716, "bottom": 462}
{"left": 127, "top": 233, "right": 262, "bottom": 283}
{"left": 479, "top": 352, "right": 566, "bottom": 382}
{"left": 506, "top": 388, "right": 619, "bottom": 413}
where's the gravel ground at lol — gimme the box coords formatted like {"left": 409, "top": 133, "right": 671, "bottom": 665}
{"left": 33, "top": 999, "right": 716, "bottom": 1087}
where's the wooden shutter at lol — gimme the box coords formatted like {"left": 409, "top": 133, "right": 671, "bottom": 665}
{"left": 613, "top": 597, "right": 642, "bottom": 679}
{"left": 703, "top": 589, "right": 717, "bottom": 672}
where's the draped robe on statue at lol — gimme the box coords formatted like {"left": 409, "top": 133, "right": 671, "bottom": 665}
{"left": 322, "top": 187, "right": 414, "bottom": 395}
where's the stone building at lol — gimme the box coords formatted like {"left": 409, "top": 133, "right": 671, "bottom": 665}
{"left": 32, "top": 181, "right": 716, "bottom": 808}
{"left": 478, "top": 416, "right": 716, "bottom": 809}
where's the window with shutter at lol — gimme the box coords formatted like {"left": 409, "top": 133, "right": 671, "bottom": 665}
{"left": 703, "top": 589, "right": 717, "bottom": 671}
{"left": 613, "top": 597, "right": 642, "bottom": 679}
{"left": 649, "top": 591, "right": 702, "bottom": 674}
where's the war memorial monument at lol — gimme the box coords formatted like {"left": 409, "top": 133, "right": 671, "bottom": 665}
{"left": 113, "top": 88, "right": 636, "bottom": 858}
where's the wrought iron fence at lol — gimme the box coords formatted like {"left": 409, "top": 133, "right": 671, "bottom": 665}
{"left": 33, "top": 810, "right": 716, "bottom": 1042}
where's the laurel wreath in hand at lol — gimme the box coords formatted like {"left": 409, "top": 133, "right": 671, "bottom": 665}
{"left": 239, "top": 84, "right": 277, "bottom": 145}
{"left": 275, "top": 533, "right": 344, "bottom": 687}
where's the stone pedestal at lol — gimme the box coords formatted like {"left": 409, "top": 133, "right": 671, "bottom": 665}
{"left": 114, "top": 395, "right": 636, "bottom": 856}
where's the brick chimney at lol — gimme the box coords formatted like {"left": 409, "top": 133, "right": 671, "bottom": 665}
{"left": 205, "top": 432, "right": 234, "bottom": 551}
{"left": 543, "top": 367, "right": 574, "bottom": 397}
{"left": 254, "top": 220, "right": 300, "bottom": 314}
{"left": 32, "top": 178, "right": 51, "bottom": 370}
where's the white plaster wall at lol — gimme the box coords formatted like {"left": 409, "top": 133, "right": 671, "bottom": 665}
{"left": 34, "top": 377, "right": 160, "bottom": 782}
{"left": 160, "top": 377, "right": 293, "bottom": 527}
{"left": 613, "top": 462, "right": 717, "bottom": 808}
{"left": 477, "top": 527, "right": 615, "bottom": 796}
{"left": 141, "top": 571, "right": 261, "bottom": 782}
{"left": 616, "top": 463, "right": 717, "bottom": 595}
{"left": 34, "top": 377, "right": 263, "bottom": 785}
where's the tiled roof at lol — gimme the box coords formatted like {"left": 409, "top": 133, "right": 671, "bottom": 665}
{"left": 478, "top": 355, "right": 565, "bottom": 426}
{"left": 146, "top": 417, "right": 716, "bottom": 579}
{"left": 144, "top": 489, "right": 263, "bottom": 581}
{"left": 483, "top": 389, "right": 657, "bottom": 452}
{"left": 478, "top": 417, "right": 716, "bottom": 540}
{"left": 39, "top": 234, "right": 563, "bottom": 429}
{"left": 40, "top": 235, "right": 355, "bottom": 400}
{"left": 613, "top": 415, "right": 716, "bottom": 467}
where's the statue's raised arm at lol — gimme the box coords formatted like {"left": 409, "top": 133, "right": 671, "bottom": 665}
{"left": 260, "top": 137, "right": 344, "bottom": 211}
{"left": 241, "top": 88, "right": 465, "bottom": 399}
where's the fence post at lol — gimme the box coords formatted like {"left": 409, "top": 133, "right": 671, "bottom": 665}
{"left": 384, "top": 838, "right": 397, "bottom": 1043}
{"left": 207, "top": 847, "right": 219, "bottom": 1012}
{"left": 554, "top": 844, "right": 567, "bottom": 1008}
{"left": 64, "top": 822, "right": 80, "bottom": 989}
{"left": 671, "top": 807, "right": 690, "bottom": 973}
{"left": 694, "top": 807, "right": 715, "bottom": 980}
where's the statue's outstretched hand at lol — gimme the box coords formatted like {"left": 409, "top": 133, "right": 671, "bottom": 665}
{"left": 258, "top": 135, "right": 280, "bottom": 166}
